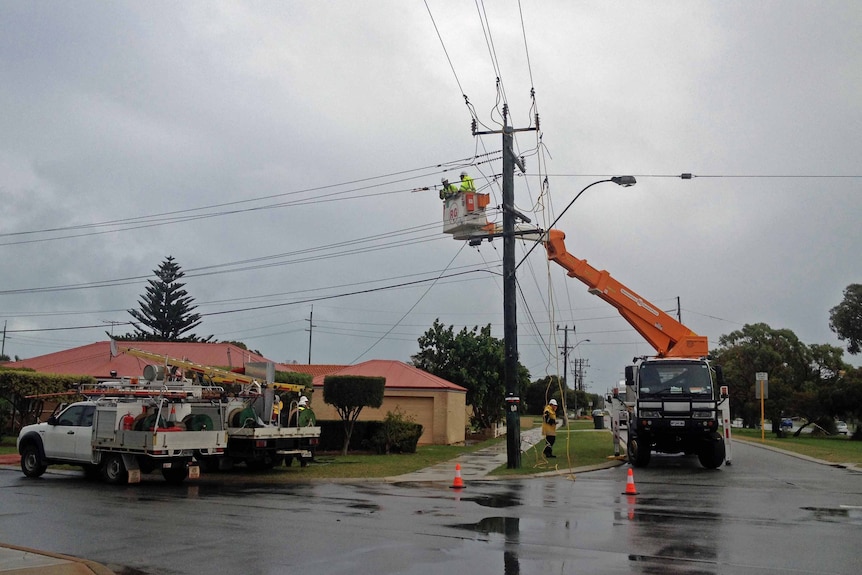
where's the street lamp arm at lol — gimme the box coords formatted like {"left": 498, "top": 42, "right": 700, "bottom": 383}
{"left": 515, "top": 177, "right": 636, "bottom": 271}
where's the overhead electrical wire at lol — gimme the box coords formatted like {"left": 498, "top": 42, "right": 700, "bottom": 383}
{"left": 1, "top": 153, "right": 503, "bottom": 247}
{"left": 350, "top": 241, "right": 469, "bottom": 364}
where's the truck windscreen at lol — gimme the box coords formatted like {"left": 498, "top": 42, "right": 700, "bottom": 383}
{"left": 638, "top": 362, "right": 712, "bottom": 397}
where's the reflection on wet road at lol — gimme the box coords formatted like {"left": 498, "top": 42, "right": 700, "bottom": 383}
{"left": 1, "top": 440, "right": 860, "bottom": 574}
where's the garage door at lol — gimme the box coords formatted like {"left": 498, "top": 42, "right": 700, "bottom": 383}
{"left": 385, "top": 396, "right": 435, "bottom": 444}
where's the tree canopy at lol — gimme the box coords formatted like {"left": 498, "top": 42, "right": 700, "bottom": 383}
{"left": 712, "top": 322, "right": 854, "bottom": 435}
{"left": 120, "top": 256, "right": 211, "bottom": 342}
{"left": 830, "top": 284, "right": 862, "bottom": 355}
{"left": 412, "top": 319, "right": 530, "bottom": 429}
{"left": 323, "top": 374, "right": 385, "bottom": 455}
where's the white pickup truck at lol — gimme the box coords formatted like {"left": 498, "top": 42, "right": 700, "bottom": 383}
{"left": 17, "top": 397, "right": 228, "bottom": 484}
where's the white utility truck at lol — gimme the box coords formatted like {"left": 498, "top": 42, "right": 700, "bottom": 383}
{"left": 17, "top": 382, "right": 228, "bottom": 484}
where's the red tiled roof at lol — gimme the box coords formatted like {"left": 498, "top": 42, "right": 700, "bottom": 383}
{"left": 311, "top": 360, "right": 466, "bottom": 391}
{"left": 2, "top": 341, "right": 281, "bottom": 379}
{"left": 3, "top": 344, "right": 464, "bottom": 392}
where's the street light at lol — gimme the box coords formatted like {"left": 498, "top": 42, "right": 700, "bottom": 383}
{"left": 505, "top": 174, "right": 635, "bottom": 468}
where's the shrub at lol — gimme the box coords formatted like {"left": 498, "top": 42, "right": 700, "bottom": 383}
{"left": 368, "top": 409, "right": 423, "bottom": 454}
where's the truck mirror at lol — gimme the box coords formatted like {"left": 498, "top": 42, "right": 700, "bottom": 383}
{"left": 47, "top": 416, "right": 58, "bottom": 426}
{"left": 714, "top": 365, "right": 725, "bottom": 386}
{"left": 624, "top": 365, "right": 635, "bottom": 386}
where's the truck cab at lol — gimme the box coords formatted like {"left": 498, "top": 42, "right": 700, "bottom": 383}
{"left": 23, "top": 402, "right": 98, "bottom": 464}
{"left": 625, "top": 357, "right": 726, "bottom": 469}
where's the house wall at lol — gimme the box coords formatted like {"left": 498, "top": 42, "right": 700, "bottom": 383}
{"left": 310, "top": 388, "right": 466, "bottom": 445}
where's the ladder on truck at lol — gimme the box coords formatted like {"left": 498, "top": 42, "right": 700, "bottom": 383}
{"left": 115, "top": 346, "right": 306, "bottom": 394}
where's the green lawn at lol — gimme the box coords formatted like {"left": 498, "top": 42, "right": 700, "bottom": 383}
{"left": 732, "top": 427, "right": 862, "bottom": 464}
{"left": 0, "top": 436, "right": 15, "bottom": 454}
{"left": 491, "top": 419, "right": 621, "bottom": 476}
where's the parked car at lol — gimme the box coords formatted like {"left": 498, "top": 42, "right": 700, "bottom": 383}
{"left": 780, "top": 418, "right": 793, "bottom": 431}
{"left": 836, "top": 421, "right": 849, "bottom": 435}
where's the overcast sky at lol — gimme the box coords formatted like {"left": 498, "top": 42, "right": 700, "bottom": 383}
{"left": 2, "top": 1, "right": 860, "bottom": 392}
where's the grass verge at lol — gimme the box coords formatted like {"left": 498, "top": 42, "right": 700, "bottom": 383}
{"left": 732, "top": 428, "right": 862, "bottom": 464}
{"left": 491, "top": 420, "right": 621, "bottom": 477}
{"left": 0, "top": 436, "right": 16, "bottom": 455}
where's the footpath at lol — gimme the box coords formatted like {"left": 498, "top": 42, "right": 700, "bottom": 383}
{"left": 385, "top": 426, "right": 624, "bottom": 483}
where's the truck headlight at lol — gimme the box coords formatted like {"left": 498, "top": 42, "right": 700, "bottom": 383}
{"left": 640, "top": 410, "right": 661, "bottom": 418}
{"left": 692, "top": 411, "right": 714, "bottom": 419}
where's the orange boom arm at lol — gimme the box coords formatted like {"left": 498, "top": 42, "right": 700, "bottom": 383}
{"left": 544, "top": 229, "right": 708, "bottom": 358}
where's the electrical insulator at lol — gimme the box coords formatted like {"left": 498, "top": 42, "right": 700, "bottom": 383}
{"left": 535, "top": 113, "right": 540, "bottom": 130}
{"left": 471, "top": 119, "right": 477, "bottom": 135}
{"left": 681, "top": 173, "right": 693, "bottom": 179}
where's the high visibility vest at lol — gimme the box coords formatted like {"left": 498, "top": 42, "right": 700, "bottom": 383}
{"left": 542, "top": 405, "right": 557, "bottom": 436}
{"left": 459, "top": 175, "right": 475, "bottom": 192}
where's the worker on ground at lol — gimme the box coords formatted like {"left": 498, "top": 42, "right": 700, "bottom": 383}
{"left": 542, "top": 399, "right": 558, "bottom": 458}
{"left": 439, "top": 177, "right": 458, "bottom": 200}
{"left": 459, "top": 171, "right": 475, "bottom": 193}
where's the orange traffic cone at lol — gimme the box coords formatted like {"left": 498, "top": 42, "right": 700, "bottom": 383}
{"left": 450, "top": 463, "right": 465, "bottom": 489}
{"left": 622, "top": 468, "right": 639, "bottom": 495}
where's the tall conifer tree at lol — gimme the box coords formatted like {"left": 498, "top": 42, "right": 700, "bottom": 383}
{"left": 124, "top": 256, "right": 211, "bottom": 342}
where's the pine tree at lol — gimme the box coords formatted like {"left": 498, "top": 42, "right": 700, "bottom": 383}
{"left": 124, "top": 256, "right": 211, "bottom": 342}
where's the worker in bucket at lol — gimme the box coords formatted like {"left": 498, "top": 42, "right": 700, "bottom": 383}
{"left": 458, "top": 171, "right": 475, "bottom": 193}
{"left": 439, "top": 177, "right": 458, "bottom": 200}
{"left": 542, "top": 399, "right": 558, "bottom": 458}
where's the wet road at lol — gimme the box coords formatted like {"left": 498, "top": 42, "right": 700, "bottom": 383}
{"left": 1, "top": 440, "right": 860, "bottom": 574}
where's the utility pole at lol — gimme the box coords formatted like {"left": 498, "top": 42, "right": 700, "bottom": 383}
{"left": 1, "top": 321, "right": 6, "bottom": 358}
{"left": 473, "top": 105, "right": 537, "bottom": 468}
{"left": 557, "top": 324, "right": 574, "bottom": 419}
{"left": 306, "top": 305, "right": 316, "bottom": 364}
{"left": 557, "top": 325, "right": 574, "bottom": 389}
{"left": 572, "top": 358, "right": 590, "bottom": 392}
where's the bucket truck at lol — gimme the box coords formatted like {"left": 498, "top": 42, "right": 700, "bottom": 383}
{"left": 545, "top": 229, "right": 727, "bottom": 469}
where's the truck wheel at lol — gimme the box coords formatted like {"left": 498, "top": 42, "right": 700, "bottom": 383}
{"left": 161, "top": 466, "right": 188, "bottom": 484}
{"left": 697, "top": 434, "right": 726, "bottom": 469}
{"left": 627, "top": 432, "right": 651, "bottom": 468}
{"left": 102, "top": 454, "right": 128, "bottom": 485}
{"left": 20, "top": 443, "right": 47, "bottom": 478}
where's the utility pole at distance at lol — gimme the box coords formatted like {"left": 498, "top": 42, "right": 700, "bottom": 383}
{"left": 305, "top": 305, "right": 316, "bottom": 364}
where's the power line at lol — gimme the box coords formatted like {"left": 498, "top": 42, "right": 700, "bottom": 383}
{"left": 525, "top": 173, "right": 862, "bottom": 179}
{"left": 1, "top": 154, "right": 505, "bottom": 247}
{"left": 350, "top": 241, "right": 468, "bottom": 363}
{"left": 424, "top": 0, "right": 470, "bottom": 108}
